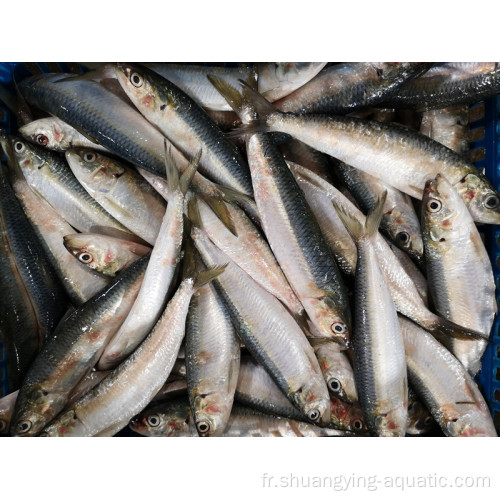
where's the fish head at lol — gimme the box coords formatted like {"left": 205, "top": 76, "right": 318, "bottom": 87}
{"left": 19, "top": 118, "right": 68, "bottom": 151}
{"left": 386, "top": 206, "right": 424, "bottom": 260}
{"left": 305, "top": 296, "right": 351, "bottom": 349}
{"left": 65, "top": 148, "right": 125, "bottom": 194}
{"left": 329, "top": 396, "right": 368, "bottom": 434}
{"left": 422, "top": 174, "right": 469, "bottom": 247}
{"left": 8, "top": 137, "right": 47, "bottom": 181}
{"left": 191, "top": 390, "right": 231, "bottom": 437}
{"left": 63, "top": 233, "right": 117, "bottom": 276}
{"left": 293, "top": 382, "right": 332, "bottom": 428}
{"left": 11, "top": 387, "right": 67, "bottom": 436}
{"left": 443, "top": 409, "right": 497, "bottom": 437}
{"left": 115, "top": 63, "right": 176, "bottom": 114}
{"left": 453, "top": 171, "right": 500, "bottom": 224}
{"left": 39, "top": 409, "right": 83, "bottom": 437}
{"left": 370, "top": 405, "right": 408, "bottom": 437}
{"left": 313, "top": 343, "right": 358, "bottom": 404}
{"left": 129, "top": 401, "right": 193, "bottom": 437}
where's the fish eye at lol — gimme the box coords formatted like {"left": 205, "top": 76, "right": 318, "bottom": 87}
{"left": 331, "top": 322, "right": 346, "bottom": 334}
{"left": 36, "top": 134, "right": 49, "bottom": 146}
{"left": 352, "top": 418, "right": 364, "bottom": 430}
{"left": 426, "top": 199, "right": 442, "bottom": 213}
{"left": 484, "top": 195, "right": 499, "bottom": 209}
{"left": 16, "top": 420, "right": 32, "bottom": 434}
{"left": 328, "top": 378, "right": 342, "bottom": 393}
{"left": 130, "top": 72, "right": 144, "bottom": 88}
{"left": 396, "top": 231, "right": 410, "bottom": 245}
{"left": 78, "top": 252, "right": 93, "bottom": 263}
{"left": 83, "top": 152, "right": 96, "bottom": 163}
{"left": 196, "top": 421, "right": 210, "bottom": 435}
{"left": 147, "top": 415, "right": 160, "bottom": 427}
{"left": 14, "top": 141, "right": 25, "bottom": 153}
{"left": 308, "top": 409, "right": 321, "bottom": 422}
{"left": 424, "top": 416, "right": 434, "bottom": 426}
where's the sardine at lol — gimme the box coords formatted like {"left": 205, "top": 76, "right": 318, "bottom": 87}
{"left": 422, "top": 173, "right": 496, "bottom": 376}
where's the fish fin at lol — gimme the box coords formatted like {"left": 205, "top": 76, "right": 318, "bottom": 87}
{"left": 226, "top": 122, "right": 271, "bottom": 139}
{"left": 200, "top": 193, "right": 238, "bottom": 236}
{"left": 179, "top": 149, "right": 201, "bottom": 195}
{"left": 365, "top": 191, "right": 388, "bottom": 237}
{"left": 332, "top": 202, "right": 365, "bottom": 241}
{"left": 187, "top": 195, "right": 203, "bottom": 230}
{"left": 163, "top": 139, "right": 179, "bottom": 193}
{"left": 207, "top": 74, "right": 247, "bottom": 116}
{"left": 238, "top": 79, "right": 278, "bottom": 117}
{"left": 429, "top": 315, "right": 489, "bottom": 341}
{"left": 193, "top": 264, "right": 228, "bottom": 290}
{"left": 182, "top": 235, "right": 198, "bottom": 279}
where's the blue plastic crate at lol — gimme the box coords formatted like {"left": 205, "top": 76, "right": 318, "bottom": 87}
{"left": 0, "top": 63, "right": 499, "bottom": 429}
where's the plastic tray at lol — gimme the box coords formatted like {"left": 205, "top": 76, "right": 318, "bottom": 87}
{"left": 0, "top": 63, "right": 500, "bottom": 430}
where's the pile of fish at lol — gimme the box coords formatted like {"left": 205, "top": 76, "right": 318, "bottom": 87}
{"left": 0, "top": 61, "right": 499, "bottom": 437}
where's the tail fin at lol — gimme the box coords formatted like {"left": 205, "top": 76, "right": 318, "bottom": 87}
{"left": 193, "top": 264, "right": 227, "bottom": 290}
{"left": 428, "top": 314, "right": 489, "bottom": 342}
{"left": 179, "top": 149, "right": 201, "bottom": 195}
{"left": 187, "top": 195, "right": 203, "bottom": 230}
{"left": 334, "top": 192, "right": 387, "bottom": 241}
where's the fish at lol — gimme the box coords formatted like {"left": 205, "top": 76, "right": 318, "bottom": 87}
{"left": 63, "top": 233, "right": 151, "bottom": 277}
{"left": 400, "top": 315, "right": 497, "bottom": 437}
{"left": 129, "top": 397, "right": 351, "bottom": 437}
{"left": 10, "top": 254, "right": 149, "bottom": 436}
{"left": 421, "top": 173, "right": 496, "bottom": 376}
{"left": 114, "top": 63, "right": 253, "bottom": 197}
{"left": 0, "top": 391, "right": 18, "bottom": 435}
{"left": 210, "top": 74, "right": 351, "bottom": 347}
{"left": 65, "top": 148, "right": 167, "bottom": 245}
{"left": 335, "top": 193, "right": 408, "bottom": 436}
{"left": 41, "top": 265, "right": 227, "bottom": 437}
{"left": 0, "top": 162, "right": 68, "bottom": 390}
{"left": 226, "top": 81, "right": 500, "bottom": 225}
{"left": 186, "top": 274, "right": 240, "bottom": 437}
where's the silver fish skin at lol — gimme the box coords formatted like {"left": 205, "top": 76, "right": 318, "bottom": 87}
{"left": 190, "top": 224, "right": 331, "bottom": 427}
{"left": 422, "top": 174, "right": 496, "bottom": 376}
{"left": 289, "top": 163, "right": 486, "bottom": 343}
{"left": 335, "top": 194, "right": 408, "bottom": 437}
{"left": 186, "top": 280, "right": 241, "bottom": 437}
{"left": 129, "top": 398, "right": 350, "bottom": 437}
{"left": 97, "top": 151, "right": 197, "bottom": 370}
{"left": 400, "top": 315, "right": 497, "bottom": 437}
{"left": 65, "top": 148, "right": 167, "bottom": 245}
{"left": 41, "top": 267, "right": 224, "bottom": 437}
{"left": 334, "top": 161, "right": 423, "bottom": 260}
{"left": 273, "top": 62, "right": 432, "bottom": 115}
{"left": 233, "top": 90, "right": 500, "bottom": 224}
{"left": 10, "top": 254, "right": 149, "bottom": 437}
{"left": 147, "top": 63, "right": 326, "bottom": 111}
{"left": 114, "top": 63, "right": 253, "bottom": 197}
{"left": 8, "top": 136, "right": 131, "bottom": 235}
{"left": 19, "top": 117, "right": 109, "bottom": 152}
{"left": 63, "top": 233, "right": 150, "bottom": 277}
{"left": 11, "top": 174, "right": 111, "bottom": 306}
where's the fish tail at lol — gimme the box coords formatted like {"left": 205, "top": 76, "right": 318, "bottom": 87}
{"left": 199, "top": 193, "right": 237, "bottom": 236}
{"left": 187, "top": 195, "right": 203, "bottom": 230}
{"left": 193, "top": 264, "right": 227, "bottom": 290}
{"left": 333, "top": 191, "right": 387, "bottom": 241}
{"left": 179, "top": 149, "right": 202, "bottom": 195}
{"left": 163, "top": 139, "right": 180, "bottom": 193}
{"left": 430, "top": 315, "right": 489, "bottom": 342}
